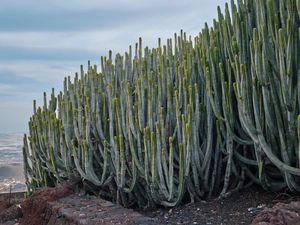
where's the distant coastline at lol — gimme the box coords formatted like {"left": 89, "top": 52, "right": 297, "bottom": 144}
{"left": 0, "top": 132, "right": 26, "bottom": 193}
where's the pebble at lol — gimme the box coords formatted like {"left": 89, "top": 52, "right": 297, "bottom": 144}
{"left": 248, "top": 207, "right": 257, "bottom": 212}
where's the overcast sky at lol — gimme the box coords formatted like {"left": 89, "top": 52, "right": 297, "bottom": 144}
{"left": 0, "top": 0, "right": 229, "bottom": 133}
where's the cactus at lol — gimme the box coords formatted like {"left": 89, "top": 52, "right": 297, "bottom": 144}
{"left": 197, "top": 0, "right": 300, "bottom": 194}
{"left": 233, "top": 0, "right": 300, "bottom": 192}
{"left": 23, "top": 0, "right": 300, "bottom": 208}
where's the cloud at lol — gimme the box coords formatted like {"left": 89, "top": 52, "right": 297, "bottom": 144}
{"left": 0, "top": 0, "right": 202, "bottom": 32}
{"left": 0, "top": 84, "right": 16, "bottom": 92}
{"left": 1, "top": 0, "right": 197, "bottom": 13}
{"left": 0, "top": 60, "right": 81, "bottom": 108}
{"left": 0, "top": 0, "right": 224, "bottom": 32}
{"left": 0, "top": 30, "right": 126, "bottom": 53}
{"left": 0, "top": 0, "right": 226, "bottom": 62}
{"left": 0, "top": 60, "right": 77, "bottom": 82}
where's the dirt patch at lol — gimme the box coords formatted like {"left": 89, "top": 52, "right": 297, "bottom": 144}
{"left": 136, "top": 184, "right": 300, "bottom": 224}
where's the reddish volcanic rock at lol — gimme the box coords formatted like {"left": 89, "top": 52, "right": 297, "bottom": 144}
{"left": 21, "top": 182, "right": 72, "bottom": 225}
{"left": 251, "top": 201, "right": 300, "bottom": 225}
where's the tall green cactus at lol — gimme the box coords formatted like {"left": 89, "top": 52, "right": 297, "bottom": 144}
{"left": 198, "top": 0, "right": 300, "bottom": 194}
{"left": 233, "top": 0, "right": 300, "bottom": 192}
{"left": 23, "top": 0, "right": 300, "bottom": 208}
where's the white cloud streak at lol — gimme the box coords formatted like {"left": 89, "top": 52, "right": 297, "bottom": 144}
{"left": 0, "top": 84, "right": 16, "bottom": 93}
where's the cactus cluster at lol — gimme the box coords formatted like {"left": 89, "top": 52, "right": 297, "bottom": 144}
{"left": 23, "top": 0, "right": 300, "bottom": 208}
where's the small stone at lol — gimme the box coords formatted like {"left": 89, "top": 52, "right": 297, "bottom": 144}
{"left": 211, "top": 210, "right": 217, "bottom": 214}
{"left": 247, "top": 207, "right": 256, "bottom": 212}
{"left": 257, "top": 203, "right": 266, "bottom": 209}
{"left": 80, "top": 206, "right": 88, "bottom": 211}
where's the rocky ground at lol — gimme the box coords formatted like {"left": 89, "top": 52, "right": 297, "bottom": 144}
{"left": 136, "top": 184, "right": 300, "bottom": 224}
{"left": 0, "top": 183, "right": 299, "bottom": 225}
{"left": 0, "top": 192, "right": 23, "bottom": 225}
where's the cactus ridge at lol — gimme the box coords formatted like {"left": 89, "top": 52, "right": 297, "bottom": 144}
{"left": 23, "top": 0, "right": 300, "bottom": 207}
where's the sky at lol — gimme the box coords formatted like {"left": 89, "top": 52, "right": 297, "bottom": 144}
{"left": 0, "top": 0, "right": 229, "bottom": 133}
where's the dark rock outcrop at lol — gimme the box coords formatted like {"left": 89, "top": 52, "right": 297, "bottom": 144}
{"left": 251, "top": 201, "right": 300, "bottom": 225}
